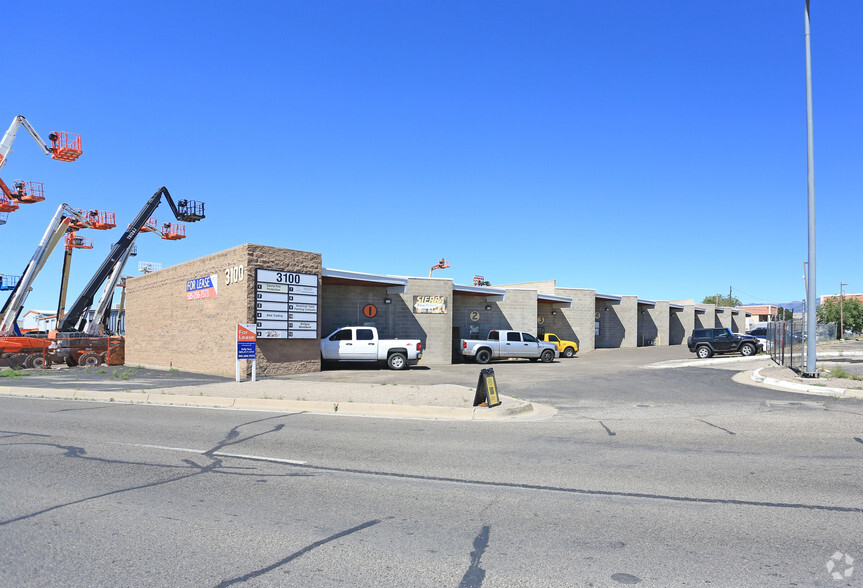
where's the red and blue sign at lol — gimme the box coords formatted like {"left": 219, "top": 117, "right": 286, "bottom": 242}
{"left": 237, "top": 324, "right": 257, "bottom": 359}
{"left": 186, "top": 274, "right": 218, "bottom": 301}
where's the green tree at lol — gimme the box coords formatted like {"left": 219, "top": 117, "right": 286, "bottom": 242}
{"left": 817, "top": 298, "right": 863, "bottom": 335}
{"left": 776, "top": 307, "right": 793, "bottom": 320}
{"left": 701, "top": 294, "right": 742, "bottom": 307}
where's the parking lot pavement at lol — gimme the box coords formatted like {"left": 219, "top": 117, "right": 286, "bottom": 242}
{"left": 5, "top": 341, "right": 859, "bottom": 417}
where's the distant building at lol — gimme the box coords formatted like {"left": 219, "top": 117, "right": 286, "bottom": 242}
{"left": 821, "top": 293, "right": 863, "bottom": 305}
{"left": 739, "top": 305, "right": 778, "bottom": 330}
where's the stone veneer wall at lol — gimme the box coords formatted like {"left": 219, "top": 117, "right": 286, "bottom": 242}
{"left": 126, "top": 243, "right": 322, "bottom": 377}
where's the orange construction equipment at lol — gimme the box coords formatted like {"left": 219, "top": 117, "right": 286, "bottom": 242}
{"left": 429, "top": 258, "right": 450, "bottom": 278}
{"left": 68, "top": 210, "right": 116, "bottom": 231}
{"left": 8, "top": 180, "right": 44, "bottom": 204}
{"left": 160, "top": 222, "right": 186, "bottom": 240}
{"left": 138, "top": 218, "right": 158, "bottom": 232}
{"left": 0, "top": 192, "right": 19, "bottom": 213}
{"left": 49, "top": 131, "right": 82, "bottom": 162}
{"left": 64, "top": 231, "right": 94, "bottom": 250}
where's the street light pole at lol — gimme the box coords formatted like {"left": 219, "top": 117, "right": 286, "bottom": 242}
{"left": 804, "top": 0, "right": 818, "bottom": 375}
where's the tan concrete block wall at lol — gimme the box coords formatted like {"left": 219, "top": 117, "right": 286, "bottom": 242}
{"left": 321, "top": 284, "right": 395, "bottom": 338}
{"left": 715, "top": 307, "right": 733, "bottom": 330}
{"left": 498, "top": 289, "right": 539, "bottom": 334}
{"left": 401, "top": 278, "right": 453, "bottom": 365}
{"left": 126, "top": 244, "right": 249, "bottom": 377}
{"left": 551, "top": 287, "right": 596, "bottom": 353}
{"left": 247, "top": 244, "right": 322, "bottom": 376}
{"left": 699, "top": 303, "right": 716, "bottom": 330}
{"left": 126, "top": 244, "right": 322, "bottom": 378}
{"left": 669, "top": 306, "right": 691, "bottom": 345}
{"left": 452, "top": 293, "right": 508, "bottom": 361}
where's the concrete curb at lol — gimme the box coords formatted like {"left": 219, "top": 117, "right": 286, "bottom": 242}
{"left": 645, "top": 350, "right": 863, "bottom": 370}
{"left": 748, "top": 368, "right": 863, "bottom": 399}
{"left": 0, "top": 386, "right": 555, "bottom": 421}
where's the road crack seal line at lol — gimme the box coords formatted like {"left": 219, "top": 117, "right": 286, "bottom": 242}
{"left": 213, "top": 519, "right": 382, "bottom": 587}
{"left": 599, "top": 421, "right": 616, "bottom": 436}
{"left": 695, "top": 419, "right": 736, "bottom": 435}
{"left": 287, "top": 464, "right": 863, "bottom": 514}
{"left": 113, "top": 445, "right": 863, "bottom": 514}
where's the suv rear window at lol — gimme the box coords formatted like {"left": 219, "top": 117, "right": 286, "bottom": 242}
{"left": 692, "top": 329, "right": 709, "bottom": 338}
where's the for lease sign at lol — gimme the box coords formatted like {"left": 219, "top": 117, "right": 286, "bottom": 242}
{"left": 186, "top": 274, "right": 218, "bottom": 301}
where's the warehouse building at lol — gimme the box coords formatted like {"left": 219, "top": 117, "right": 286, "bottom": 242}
{"left": 125, "top": 244, "right": 748, "bottom": 377}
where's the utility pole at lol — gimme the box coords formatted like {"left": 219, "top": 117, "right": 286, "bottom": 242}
{"left": 803, "top": 0, "right": 818, "bottom": 376}
{"left": 840, "top": 282, "right": 847, "bottom": 340}
{"left": 729, "top": 286, "right": 733, "bottom": 306}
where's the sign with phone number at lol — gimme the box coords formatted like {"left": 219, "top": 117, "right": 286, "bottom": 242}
{"left": 186, "top": 274, "right": 218, "bottom": 301}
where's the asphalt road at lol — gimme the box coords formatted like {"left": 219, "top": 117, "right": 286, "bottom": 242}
{"left": 2, "top": 348, "right": 862, "bottom": 587}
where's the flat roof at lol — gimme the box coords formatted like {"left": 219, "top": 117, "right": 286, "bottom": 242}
{"left": 595, "top": 293, "right": 622, "bottom": 302}
{"left": 453, "top": 284, "right": 506, "bottom": 297}
{"left": 321, "top": 268, "right": 408, "bottom": 288}
{"left": 538, "top": 293, "right": 572, "bottom": 304}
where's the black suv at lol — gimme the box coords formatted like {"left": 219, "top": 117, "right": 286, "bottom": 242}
{"left": 687, "top": 328, "right": 761, "bottom": 359}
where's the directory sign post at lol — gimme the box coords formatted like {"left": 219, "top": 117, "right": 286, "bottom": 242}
{"left": 255, "top": 270, "right": 319, "bottom": 339}
{"left": 236, "top": 323, "right": 257, "bottom": 382}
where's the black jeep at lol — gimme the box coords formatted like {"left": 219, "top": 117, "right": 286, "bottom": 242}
{"left": 687, "top": 328, "right": 761, "bottom": 359}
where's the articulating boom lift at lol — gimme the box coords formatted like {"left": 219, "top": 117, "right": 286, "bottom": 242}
{"left": 0, "top": 116, "right": 82, "bottom": 213}
{"left": 51, "top": 187, "right": 205, "bottom": 367}
{"left": 0, "top": 205, "right": 103, "bottom": 368}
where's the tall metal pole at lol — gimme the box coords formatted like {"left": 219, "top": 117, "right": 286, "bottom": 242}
{"left": 840, "top": 282, "right": 847, "bottom": 339}
{"left": 804, "top": 0, "right": 817, "bottom": 375}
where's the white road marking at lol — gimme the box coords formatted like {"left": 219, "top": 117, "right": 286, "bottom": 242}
{"left": 113, "top": 443, "right": 307, "bottom": 465}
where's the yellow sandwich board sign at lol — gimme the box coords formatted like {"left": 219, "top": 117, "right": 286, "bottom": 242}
{"left": 473, "top": 368, "right": 501, "bottom": 408}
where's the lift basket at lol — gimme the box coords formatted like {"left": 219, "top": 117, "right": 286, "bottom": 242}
{"left": 50, "top": 132, "right": 82, "bottom": 162}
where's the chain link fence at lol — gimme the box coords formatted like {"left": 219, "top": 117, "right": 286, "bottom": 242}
{"left": 767, "top": 320, "right": 838, "bottom": 373}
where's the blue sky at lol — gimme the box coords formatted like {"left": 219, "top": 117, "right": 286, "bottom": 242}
{"left": 2, "top": 1, "right": 861, "bottom": 314}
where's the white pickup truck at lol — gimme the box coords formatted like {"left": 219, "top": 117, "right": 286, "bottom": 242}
{"left": 460, "top": 330, "right": 558, "bottom": 364}
{"left": 320, "top": 326, "right": 422, "bottom": 370}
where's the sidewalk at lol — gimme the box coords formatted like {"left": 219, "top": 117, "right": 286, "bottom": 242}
{"left": 0, "top": 375, "right": 557, "bottom": 421}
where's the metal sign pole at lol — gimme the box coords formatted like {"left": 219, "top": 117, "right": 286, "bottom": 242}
{"left": 803, "top": 0, "right": 817, "bottom": 375}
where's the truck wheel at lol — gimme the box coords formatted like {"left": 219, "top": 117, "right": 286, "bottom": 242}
{"left": 540, "top": 349, "right": 554, "bottom": 363}
{"left": 696, "top": 346, "right": 713, "bottom": 359}
{"left": 65, "top": 355, "right": 78, "bottom": 368}
{"left": 387, "top": 352, "right": 407, "bottom": 370}
{"left": 10, "top": 354, "right": 28, "bottom": 369}
{"left": 475, "top": 349, "right": 492, "bottom": 364}
{"left": 563, "top": 347, "right": 576, "bottom": 358}
{"left": 30, "top": 355, "right": 51, "bottom": 369}
{"left": 78, "top": 352, "right": 101, "bottom": 368}
{"left": 740, "top": 343, "right": 756, "bottom": 357}
{"left": 24, "top": 354, "right": 38, "bottom": 369}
